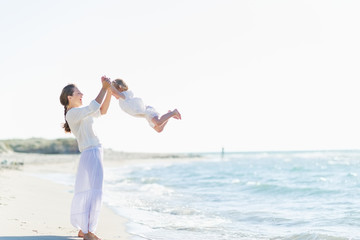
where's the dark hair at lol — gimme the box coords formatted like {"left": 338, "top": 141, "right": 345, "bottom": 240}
{"left": 59, "top": 84, "right": 76, "bottom": 133}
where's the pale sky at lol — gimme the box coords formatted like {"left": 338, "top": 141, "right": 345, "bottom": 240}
{"left": 1, "top": 0, "right": 360, "bottom": 153}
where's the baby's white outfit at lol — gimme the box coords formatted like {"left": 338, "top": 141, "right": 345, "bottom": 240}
{"left": 118, "top": 90, "right": 159, "bottom": 127}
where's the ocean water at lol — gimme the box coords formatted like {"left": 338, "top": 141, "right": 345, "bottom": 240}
{"left": 41, "top": 151, "right": 360, "bottom": 240}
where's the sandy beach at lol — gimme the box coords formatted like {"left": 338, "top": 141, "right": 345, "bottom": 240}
{"left": 0, "top": 153, "right": 130, "bottom": 240}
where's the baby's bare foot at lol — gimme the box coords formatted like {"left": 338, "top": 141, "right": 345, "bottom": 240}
{"left": 173, "top": 109, "right": 181, "bottom": 120}
{"left": 168, "top": 110, "right": 178, "bottom": 119}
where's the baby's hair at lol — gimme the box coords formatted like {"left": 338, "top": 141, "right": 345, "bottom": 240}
{"left": 112, "top": 79, "right": 128, "bottom": 92}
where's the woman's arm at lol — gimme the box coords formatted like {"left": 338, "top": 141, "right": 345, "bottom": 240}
{"left": 95, "top": 76, "right": 111, "bottom": 104}
{"left": 66, "top": 77, "right": 111, "bottom": 122}
{"left": 66, "top": 100, "right": 101, "bottom": 123}
{"left": 100, "top": 88, "right": 112, "bottom": 115}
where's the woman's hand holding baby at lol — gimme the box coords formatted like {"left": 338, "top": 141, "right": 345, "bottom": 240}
{"left": 101, "top": 75, "right": 111, "bottom": 89}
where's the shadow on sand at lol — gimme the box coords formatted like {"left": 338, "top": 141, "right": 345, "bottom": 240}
{"left": 0, "top": 236, "right": 78, "bottom": 240}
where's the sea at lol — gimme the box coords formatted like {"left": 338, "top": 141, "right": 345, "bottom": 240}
{"left": 38, "top": 150, "right": 360, "bottom": 240}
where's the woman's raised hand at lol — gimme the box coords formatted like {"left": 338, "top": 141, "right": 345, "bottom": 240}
{"left": 95, "top": 75, "right": 112, "bottom": 104}
{"left": 101, "top": 75, "right": 111, "bottom": 89}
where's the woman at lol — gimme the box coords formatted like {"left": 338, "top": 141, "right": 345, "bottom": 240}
{"left": 59, "top": 76, "right": 112, "bottom": 240}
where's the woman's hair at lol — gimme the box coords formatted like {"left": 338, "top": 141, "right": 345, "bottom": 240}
{"left": 112, "top": 79, "right": 128, "bottom": 92}
{"left": 59, "top": 84, "right": 76, "bottom": 133}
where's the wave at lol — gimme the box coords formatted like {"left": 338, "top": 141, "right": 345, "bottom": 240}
{"left": 272, "top": 232, "right": 349, "bottom": 240}
{"left": 243, "top": 181, "right": 338, "bottom": 197}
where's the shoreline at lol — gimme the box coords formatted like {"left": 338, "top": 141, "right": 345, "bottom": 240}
{"left": 0, "top": 154, "right": 131, "bottom": 240}
{"left": 0, "top": 151, "right": 204, "bottom": 240}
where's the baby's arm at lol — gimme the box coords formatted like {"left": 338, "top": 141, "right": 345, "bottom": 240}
{"left": 110, "top": 85, "right": 125, "bottom": 100}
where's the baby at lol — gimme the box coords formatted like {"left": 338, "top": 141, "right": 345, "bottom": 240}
{"left": 111, "top": 79, "right": 181, "bottom": 133}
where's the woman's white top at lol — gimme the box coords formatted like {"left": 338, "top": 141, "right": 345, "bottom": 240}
{"left": 66, "top": 100, "right": 102, "bottom": 152}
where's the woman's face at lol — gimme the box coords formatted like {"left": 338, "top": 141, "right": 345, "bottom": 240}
{"left": 68, "top": 87, "right": 83, "bottom": 107}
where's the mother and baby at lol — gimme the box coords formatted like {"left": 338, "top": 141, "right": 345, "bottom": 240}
{"left": 59, "top": 76, "right": 181, "bottom": 240}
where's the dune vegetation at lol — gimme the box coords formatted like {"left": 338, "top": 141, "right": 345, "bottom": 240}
{"left": 0, "top": 138, "right": 79, "bottom": 154}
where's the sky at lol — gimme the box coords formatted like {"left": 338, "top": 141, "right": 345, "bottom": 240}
{"left": 1, "top": 0, "right": 360, "bottom": 153}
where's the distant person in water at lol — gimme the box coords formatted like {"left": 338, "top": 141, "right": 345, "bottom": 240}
{"left": 59, "top": 76, "right": 112, "bottom": 240}
{"left": 111, "top": 78, "right": 181, "bottom": 133}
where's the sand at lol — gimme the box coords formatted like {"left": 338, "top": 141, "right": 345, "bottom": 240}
{"left": 0, "top": 155, "right": 130, "bottom": 240}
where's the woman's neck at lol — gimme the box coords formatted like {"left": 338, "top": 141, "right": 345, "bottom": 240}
{"left": 67, "top": 103, "right": 81, "bottom": 111}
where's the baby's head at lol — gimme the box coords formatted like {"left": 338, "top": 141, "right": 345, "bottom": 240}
{"left": 112, "top": 79, "right": 128, "bottom": 92}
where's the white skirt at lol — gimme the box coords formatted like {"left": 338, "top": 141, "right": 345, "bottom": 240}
{"left": 70, "top": 146, "right": 104, "bottom": 234}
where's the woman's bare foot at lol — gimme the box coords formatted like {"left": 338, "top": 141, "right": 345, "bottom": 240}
{"left": 90, "top": 232, "right": 101, "bottom": 240}
{"left": 78, "top": 230, "right": 84, "bottom": 238}
{"left": 83, "top": 233, "right": 96, "bottom": 240}
{"left": 83, "top": 232, "right": 101, "bottom": 240}
{"left": 172, "top": 109, "right": 181, "bottom": 120}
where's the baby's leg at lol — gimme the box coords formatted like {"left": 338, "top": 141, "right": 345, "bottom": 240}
{"left": 153, "top": 120, "right": 169, "bottom": 133}
{"left": 152, "top": 109, "right": 181, "bottom": 127}
{"left": 152, "top": 110, "right": 176, "bottom": 132}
